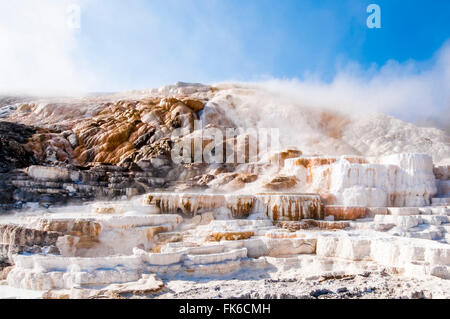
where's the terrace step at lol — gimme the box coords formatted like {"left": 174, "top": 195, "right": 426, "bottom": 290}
{"left": 432, "top": 197, "right": 450, "bottom": 206}
{"left": 184, "top": 248, "right": 247, "bottom": 266}
{"left": 144, "top": 192, "right": 324, "bottom": 221}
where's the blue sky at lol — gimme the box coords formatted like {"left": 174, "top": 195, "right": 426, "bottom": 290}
{"left": 1, "top": 0, "right": 450, "bottom": 94}
{"left": 70, "top": 0, "right": 450, "bottom": 91}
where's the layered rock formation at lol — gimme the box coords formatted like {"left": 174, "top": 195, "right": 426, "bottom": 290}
{"left": 0, "top": 224, "right": 60, "bottom": 263}
{"left": 0, "top": 82, "right": 449, "bottom": 299}
{"left": 0, "top": 82, "right": 448, "bottom": 210}
{"left": 0, "top": 195, "right": 448, "bottom": 298}
{"left": 283, "top": 153, "right": 437, "bottom": 207}
{"left": 144, "top": 193, "right": 323, "bottom": 220}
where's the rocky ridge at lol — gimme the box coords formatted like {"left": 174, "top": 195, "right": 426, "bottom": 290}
{"left": 0, "top": 82, "right": 448, "bottom": 210}
{"left": 0, "top": 82, "right": 449, "bottom": 299}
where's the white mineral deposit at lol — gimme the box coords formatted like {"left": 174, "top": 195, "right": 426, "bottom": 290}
{"left": 0, "top": 82, "right": 449, "bottom": 299}
{"left": 1, "top": 1, "right": 449, "bottom": 301}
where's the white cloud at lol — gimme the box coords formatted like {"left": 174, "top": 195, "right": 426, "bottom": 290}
{"left": 253, "top": 42, "right": 450, "bottom": 130}
{"left": 0, "top": 0, "right": 93, "bottom": 95}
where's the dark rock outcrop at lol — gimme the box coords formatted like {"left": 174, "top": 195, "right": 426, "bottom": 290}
{"left": 0, "top": 121, "right": 37, "bottom": 173}
{"left": 0, "top": 224, "right": 61, "bottom": 264}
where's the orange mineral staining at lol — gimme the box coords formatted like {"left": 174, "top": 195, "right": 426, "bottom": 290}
{"left": 206, "top": 231, "right": 254, "bottom": 242}
{"left": 324, "top": 206, "right": 369, "bottom": 221}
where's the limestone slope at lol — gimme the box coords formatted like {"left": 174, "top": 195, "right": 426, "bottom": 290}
{"left": 0, "top": 82, "right": 448, "bottom": 209}
{"left": 1, "top": 82, "right": 448, "bottom": 165}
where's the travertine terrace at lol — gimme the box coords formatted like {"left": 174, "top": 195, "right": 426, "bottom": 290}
{"left": 0, "top": 82, "right": 449, "bottom": 299}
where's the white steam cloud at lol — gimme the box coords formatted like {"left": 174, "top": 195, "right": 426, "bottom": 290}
{"left": 0, "top": 0, "right": 92, "bottom": 95}
{"left": 251, "top": 42, "right": 450, "bottom": 131}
